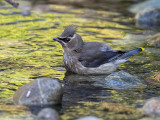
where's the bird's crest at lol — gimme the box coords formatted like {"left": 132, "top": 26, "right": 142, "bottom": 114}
{"left": 60, "top": 25, "right": 77, "bottom": 38}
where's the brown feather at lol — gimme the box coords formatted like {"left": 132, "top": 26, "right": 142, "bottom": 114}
{"left": 60, "top": 25, "right": 77, "bottom": 38}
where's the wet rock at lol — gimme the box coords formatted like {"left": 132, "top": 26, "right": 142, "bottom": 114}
{"left": 98, "top": 102, "right": 135, "bottom": 114}
{"left": 143, "top": 97, "right": 160, "bottom": 117}
{"left": 93, "top": 71, "right": 146, "bottom": 89}
{"left": 37, "top": 108, "right": 61, "bottom": 120}
{"left": 148, "top": 33, "right": 160, "bottom": 48}
{"left": 13, "top": 77, "right": 63, "bottom": 106}
{"left": 145, "top": 72, "right": 160, "bottom": 87}
{"left": 129, "top": 0, "right": 160, "bottom": 14}
{"left": 75, "top": 116, "right": 103, "bottom": 120}
{"left": 135, "top": 7, "right": 160, "bottom": 28}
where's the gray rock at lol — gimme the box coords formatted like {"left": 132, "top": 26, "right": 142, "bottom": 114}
{"left": 75, "top": 116, "right": 103, "bottom": 120}
{"left": 129, "top": 0, "right": 160, "bottom": 14}
{"left": 148, "top": 33, "right": 160, "bottom": 48}
{"left": 143, "top": 97, "right": 160, "bottom": 117}
{"left": 93, "top": 71, "right": 146, "bottom": 89}
{"left": 13, "top": 77, "right": 63, "bottom": 106}
{"left": 135, "top": 7, "right": 160, "bottom": 28}
{"left": 37, "top": 108, "right": 61, "bottom": 120}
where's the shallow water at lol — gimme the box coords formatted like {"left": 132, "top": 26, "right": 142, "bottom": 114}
{"left": 0, "top": 0, "right": 160, "bottom": 120}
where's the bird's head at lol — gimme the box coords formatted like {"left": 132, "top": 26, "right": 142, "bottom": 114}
{"left": 53, "top": 25, "right": 84, "bottom": 52}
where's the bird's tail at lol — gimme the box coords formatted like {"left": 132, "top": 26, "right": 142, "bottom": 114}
{"left": 120, "top": 48, "right": 145, "bottom": 59}
{"left": 114, "top": 48, "right": 145, "bottom": 66}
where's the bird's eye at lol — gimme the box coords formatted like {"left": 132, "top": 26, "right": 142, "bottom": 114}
{"left": 58, "top": 37, "right": 71, "bottom": 43}
{"left": 64, "top": 38, "right": 70, "bottom": 42}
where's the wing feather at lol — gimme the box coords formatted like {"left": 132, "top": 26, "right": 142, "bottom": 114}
{"left": 79, "top": 43, "right": 125, "bottom": 67}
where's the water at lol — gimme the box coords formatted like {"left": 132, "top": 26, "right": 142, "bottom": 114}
{"left": 0, "top": 0, "right": 160, "bottom": 120}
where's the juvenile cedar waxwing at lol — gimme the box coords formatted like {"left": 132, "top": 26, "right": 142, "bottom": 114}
{"left": 53, "top": 25, "right": 144, "bottom": 75}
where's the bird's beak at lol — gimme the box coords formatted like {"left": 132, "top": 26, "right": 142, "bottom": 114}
{"left": 53, "top": 37, "right": 59, "bottom": 41}
{"left": 53, "top": 37, "right": 65, "bottom": 46}
{"left": 53, "top": 37, "right": 63, "bottom": 43}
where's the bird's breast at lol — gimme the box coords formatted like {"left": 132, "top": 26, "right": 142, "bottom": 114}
{"left": 63, "top": 52, "right": 75, "bottom": 70}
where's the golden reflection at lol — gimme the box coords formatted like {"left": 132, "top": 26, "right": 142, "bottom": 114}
{"left": 0, "top": 2, "right": 159, "bottom": 120}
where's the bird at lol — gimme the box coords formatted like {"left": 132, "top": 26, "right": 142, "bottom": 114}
{"left": 53, "top": 25, "right": 144, "bottom": 75}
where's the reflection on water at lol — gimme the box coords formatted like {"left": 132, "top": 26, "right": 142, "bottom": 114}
{"left": 0, "top": 0, "right": 160, "bottom": 120}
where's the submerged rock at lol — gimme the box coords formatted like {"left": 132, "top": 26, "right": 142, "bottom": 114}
{"left": 75, "top": 116, "right": 103, "bottom": 120}
{"left": 148, "top": 33, "right": 160, "bottom": 48}
{"left": 37, "top": 108, "right": 61, "bottom": 120}
{"left": 135, "top": 7, "right": 160, "bottom": 28}
{"left": 13, "top": 77, "right": 63, "bottom": 106}
{"left": 93, "top": 71, "right": 146, "bottom": 89}
{"left": 145, "top": 72, "right": 160, "bottom": 87}
{"left": 143, "top": 97, "right": 160, "bottom": 117}
{"left": 65, "top": 73, "right": 106, "bottom": 83}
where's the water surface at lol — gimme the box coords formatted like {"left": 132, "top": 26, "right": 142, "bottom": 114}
{"left": 0, "top": 0, "right": 160, "bottom": 120}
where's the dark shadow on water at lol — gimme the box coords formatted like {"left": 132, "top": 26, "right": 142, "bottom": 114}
{"left": 0, "top": 12, "right": 21, "bottom": 16}
{"left": 0, "top": 19, "right": 45, "bottom": 25}
{"left": 29, "top": 26, "right": 57, "bottom": 31}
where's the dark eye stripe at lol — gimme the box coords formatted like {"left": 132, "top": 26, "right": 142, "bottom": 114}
{"left": 58, "top": 37, "right": 65, "bottom": 40}
{"left": 58, "top": 37, "right": 71, "bottom": 43}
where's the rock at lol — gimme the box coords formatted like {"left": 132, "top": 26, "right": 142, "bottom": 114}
{"left": 75, "top": 116, "right": 103, "bottom": 120}
{"left": 93, "top": 71, "right": 146, "bottom": 89}
{"left": 37, "top": 108, "right": 61, "bottom": 120}
{"left": 145, "top": 72, "right": 160, "bottom": 87}
{"left": 97, "top": 102, "right": 135, "bottom": 114}
{"left": 129, "top": 0, "right": 160, "bottom": 14}
{"left": 135, "top": 7, "right": 160, "bottom": 28}
{"left": 143, "top": 97, "right": 160, "bottom": 117}
{"left": 148, "top": 33, "right": 160, "bottom": 48}
{"left": 13, "top": 77, "right": 63, "bottom": 106}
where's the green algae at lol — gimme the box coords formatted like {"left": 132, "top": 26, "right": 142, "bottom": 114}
{"left": 61, "top": 102, "right": 144, "bottom": 120}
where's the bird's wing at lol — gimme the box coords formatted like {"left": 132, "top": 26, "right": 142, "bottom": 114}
{"left": 78, "top": 42, "right": 125, "bottom": 67}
